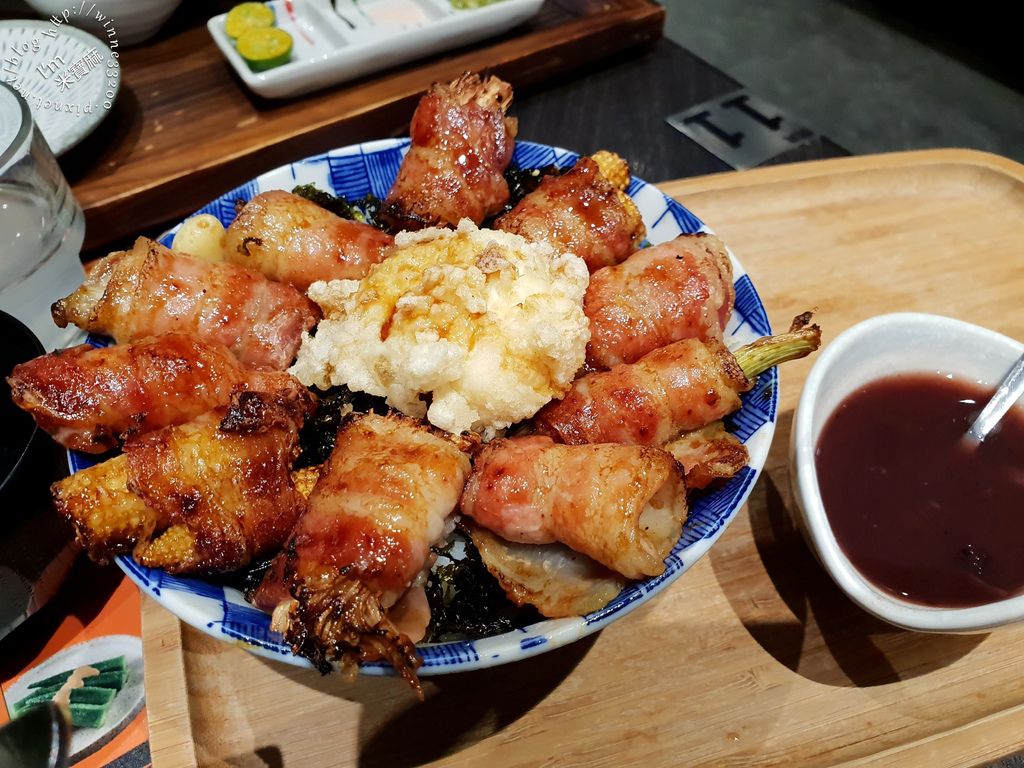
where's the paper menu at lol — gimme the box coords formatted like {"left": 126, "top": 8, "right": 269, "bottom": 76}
{"left": 0, "top": 557, "right": 150, "bottom": 768}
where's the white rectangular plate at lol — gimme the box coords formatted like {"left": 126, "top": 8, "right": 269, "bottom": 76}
{"left": 208, "top": 0, "right": 544, "bottom": 99}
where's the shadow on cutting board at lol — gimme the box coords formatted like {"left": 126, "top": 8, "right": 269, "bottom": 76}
{"left": 708, "top": 410, "right": 985, "bottom": 688}
{"left": 202, "top": 630, "right": 597, "bottom": 767}
{"left": 356, "top": 634, "right": 597, "bottom": 767}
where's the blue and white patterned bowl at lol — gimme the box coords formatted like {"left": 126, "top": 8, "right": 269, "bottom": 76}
{"left": 69, "top": 139, "right": 777, "bottom": 675}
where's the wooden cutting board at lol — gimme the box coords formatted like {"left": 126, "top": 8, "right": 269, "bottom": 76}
{"left": 142, "top": 148, "right": 1024, "bottom": 768}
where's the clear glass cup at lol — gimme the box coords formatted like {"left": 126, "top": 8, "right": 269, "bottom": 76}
{"left": 0, "top": 81, "right": 86, "bottom": 351}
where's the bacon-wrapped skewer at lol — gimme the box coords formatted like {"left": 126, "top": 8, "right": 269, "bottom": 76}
{"left": 584, "top": 233, "right": 735, "bottom": 370}
{"left": 464, "top": 422, "right": 746, "bottom": 619}
{"left": 252, "top": 413, "right": 472, "bottom": 691}
{"left": 494, "top": 152, "right": 645, "bottom": 273}
{"left": 8, "top": 334, "right": 310, "bottom": 453}
{"left": 460, "top": 436, "right": 688, "bottom": 580}
{"left": 534, "top": 315, "right": 821, "bottom": 447}
{"left": 52, "top": 390, "right": 311, "bottom": 574}
{"left": 223, "top": 191, "right": 393, "bottom": 290}
{"left": 465, "top": 427, "right": 744, "bottom": 620}
{"left": 51, "top": 238, "right": 319, "bottom": 371}
{"left": 382, "top": 73, "right": 517, "bottom": 230}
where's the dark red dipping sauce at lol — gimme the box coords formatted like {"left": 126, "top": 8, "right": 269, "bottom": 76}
{"left": 815, "top": 372, "right": 1024, "bottom": 608}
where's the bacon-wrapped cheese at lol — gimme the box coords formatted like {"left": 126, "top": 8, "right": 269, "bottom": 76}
{"left": 8, "top": 334, "right": 309, "bottom": 453}
{"left": 382, "top": 73, "right": 517, "bottom": 230}
{"left": 253, "top": 413, "right": 471, "bottom": 690}
{"left": 494, "top": 154, "right": 645, "bottom": 272}
{"left": 584, "top": 233, "right": 734, "bottom": 370}
{"left": 460, "top": 436, "right": 687, "bottom": 580}
{"left": 51, "top": 238, "right": 319, "bottom": 371}
{"left": 52, "top": 390, "right": 310, "bottom": 574}
{"left": 223, "top": 191, "right": 393, "bottom": 290}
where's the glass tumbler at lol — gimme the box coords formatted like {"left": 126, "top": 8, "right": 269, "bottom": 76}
{"left": 0, "top": 80, "right": 85, "bottom": 351}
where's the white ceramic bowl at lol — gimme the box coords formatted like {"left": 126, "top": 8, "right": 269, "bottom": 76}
{"left": 791, "top": 312, "right": 1024, "bottom": 633}
{"left": 22, "top": 0, "right": 182, "bottom": 45}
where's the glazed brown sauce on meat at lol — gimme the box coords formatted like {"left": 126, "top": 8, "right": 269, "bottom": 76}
{"left": 815, "top": 373, "right": 1024, "bottom": 608}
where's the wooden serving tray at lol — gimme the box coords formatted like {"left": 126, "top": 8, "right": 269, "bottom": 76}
{"left": 61, "top": 0, "right": 663, "bottom": 252}
{"left": 142, "top": 149, "right": 1024, "bottom": 768}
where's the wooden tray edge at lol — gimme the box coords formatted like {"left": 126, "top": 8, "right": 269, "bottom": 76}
{"left": 837, "top": 699, "right": 1024, "bottom": 768}
{"left": 658, "top": 148, "right": 1024, "bottom": 199}
{"left": 142, "top": 597, "right": 198, "bottom": 768}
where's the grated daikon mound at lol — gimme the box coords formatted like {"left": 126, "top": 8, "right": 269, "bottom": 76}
{"left": 290, "top": 220, "right": 590, "bottom": 438}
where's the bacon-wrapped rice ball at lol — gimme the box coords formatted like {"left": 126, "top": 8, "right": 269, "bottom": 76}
{"left": 495, "top": 153, "right": 645, "bottom": 272}
{"left": 224, "top": 190, "right": 393, "bottom": 290}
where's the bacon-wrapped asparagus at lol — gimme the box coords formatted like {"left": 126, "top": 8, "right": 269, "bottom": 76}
{"left": 8, "top": 334, "right": 309, "bottom": 453}
{"left": 460, "top": 436, "right": 687, "bottom": 580}
{"left": 382, "top": 73, "right": 517, "bottom": 230}
{"left": 253, "top": 413, "right": 471, "bottom": 691}
{"left": 534, "top": 316, "right": 821, "bottom": 447}
{"left": 223, "top": 191, "right": 393, "bottom": 290}
{"left": 494, "top": 153, "right": 645, "bottom": 272}
{"left": 52, "top": 390, "right": 310, "bottom": 574}
{"left": 51, "top": 238, "right": 318, "bottom": 371}
{"left": 584, "top": 233, "right": 735, "bottom": 369}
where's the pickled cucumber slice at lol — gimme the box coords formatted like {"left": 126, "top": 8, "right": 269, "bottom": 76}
{"left": 28, "top": 656, "right": 125, "bottom": 689}
{"left": 13, "top": 699, "right": 113, "bottom": 727}
{"left": 69, "top": 702, "right": 111, "bottom": 729}
{"left": 225, "top": 2, "right": 276, "bottom": 39}
{"left": 237, "top": 27, "right": 293, "bottom": 72}
{"left": 14, "top": 686, "right": 115, "bottom": 717}
{"left": 14, "top": 657, "right": 127, "bottom": 730}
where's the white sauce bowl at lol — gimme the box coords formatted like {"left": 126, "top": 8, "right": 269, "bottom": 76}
{"left": 22, "top": 0, "right": 183, "bottom": 46}
{"left": 790, "top": 312, "right": 1024, "bottom": 632}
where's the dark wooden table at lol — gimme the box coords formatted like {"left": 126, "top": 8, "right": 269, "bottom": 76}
{"left": 4, "top": 0, "right": 667, "bottom": 252}
{"left": 512, "top": 38, "right": 848, "bottom": 184}
{"left": 72, "top": 35, "right": 846, "bottom": 256}
{"left": 4, "top": 0, "right": 845, "bottom": 256}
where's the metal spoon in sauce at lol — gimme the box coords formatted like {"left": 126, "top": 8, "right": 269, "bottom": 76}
{"left": 966, "top": 351, "right": 1024, "bottom": 442}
